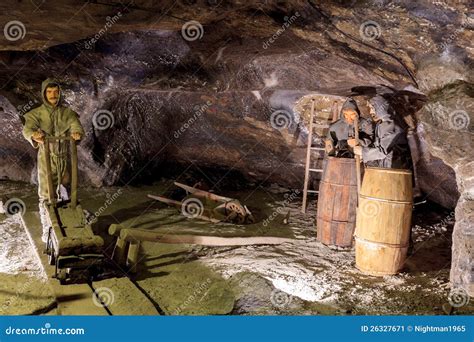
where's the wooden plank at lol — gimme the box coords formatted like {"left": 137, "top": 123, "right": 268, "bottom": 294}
{"left": 119, "top": 228, "right": 295, "bottom": 246}
{"left": 174, "top": 182, "right": 233, "bottom": 202}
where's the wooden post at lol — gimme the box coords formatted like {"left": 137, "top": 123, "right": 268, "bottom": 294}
{"left": 112, "top": 236, "right": 128, "bottom": 267}
{"left": 43, "top": 141, "right": 56, "bottom": 205}
{"left": 69, "top": 139, "right": 78, "bottom": 209}
{"left": 354, "top": 117, "right": 362, "bottom": 203}
{"left": 127, "top": 241, "right": 140, "bottom": 273}
{"left": 331, "top": 101, "right": 339, "bottom": 123}
{"left": 301, "top": 99, "right": 315, "bottom": 213}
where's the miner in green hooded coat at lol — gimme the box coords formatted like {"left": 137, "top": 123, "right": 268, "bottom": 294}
{"left": 22, "top": 78, "right": 84, "bottom": 242}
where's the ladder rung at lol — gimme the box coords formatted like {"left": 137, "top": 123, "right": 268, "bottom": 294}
{"left": 307, "top": 190, "right": 319, "bottom": 194}
{"left": 309, "top": 168, "right": 323, "bottom": 172}
{"left": 310, "top": 147, "right": 325, "bottom": 151}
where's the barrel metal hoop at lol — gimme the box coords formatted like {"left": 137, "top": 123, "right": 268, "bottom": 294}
{"left": 354, "top": 236, "right": 409, "bottom": 249}
{"left": 359, "top": 194, "right": 412, "bottom": 205}
{"left": 320, "top": 180, "right": 358, "bottom": 187}
{"left": 317, "top": 217, "right": 354, "bottom": 224}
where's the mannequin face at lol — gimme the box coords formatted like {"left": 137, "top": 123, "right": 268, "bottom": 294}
{"left": 45, "top": 86, "right": 60, "bottom": 106}
{"left": 343, "top": 109, "right": 357, "bottom": 125}
{"left": 367, "top": 102, "right": 380, "bottom": 122}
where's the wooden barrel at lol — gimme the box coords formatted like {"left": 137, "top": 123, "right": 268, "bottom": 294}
{"left": 316, "top": 157, "right": 358, "bottom": 247}
{"left": 355, "top": 167, "right": 413, "bottom": 276}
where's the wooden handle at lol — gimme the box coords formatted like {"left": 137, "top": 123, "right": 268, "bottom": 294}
{"left": 354, "top": 117, "right": 362, "bottom": 201}
{"left": 70, "top": 139, "right": 78, "bottom": 209}
{"left": 43, "top": 141, "right": 56, "bottom": 205}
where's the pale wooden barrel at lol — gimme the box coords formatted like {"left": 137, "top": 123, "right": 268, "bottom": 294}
{"left": 316, "top": 157, "right": 358, "bottom": 247}
{"left": 355, "top": 167, "right": 413, "bottom": 275}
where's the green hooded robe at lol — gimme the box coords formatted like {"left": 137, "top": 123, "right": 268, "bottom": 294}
{"left": 22, "top": 78, "right": 84, "bottom": 202}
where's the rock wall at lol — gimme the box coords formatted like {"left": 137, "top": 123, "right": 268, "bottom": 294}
{"left": 0, "top": 0, "right": 472, "bottom": 293}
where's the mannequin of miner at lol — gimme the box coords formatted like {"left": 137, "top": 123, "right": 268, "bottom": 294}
{"left": 325, "top": 98, "right": 374, "bottom": 157}
{"left": 22, "top": 78, "right": 84, "bottom": 243}
{"left": 353, "top": 95, "right": 410, "bottom": 169}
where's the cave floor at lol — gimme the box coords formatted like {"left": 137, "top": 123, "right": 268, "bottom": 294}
{"left": 0, "top": 180, "right": 473, "bottom": 315}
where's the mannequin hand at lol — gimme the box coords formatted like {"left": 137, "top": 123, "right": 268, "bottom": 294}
{"left": 31, "top": 130, "right": 45, "bottom": 144}
{"left": 353, "top": 146, "right": 362, "bottom": 156}
{"left": 71, "top": 132, "right": 82, "bottom": 141}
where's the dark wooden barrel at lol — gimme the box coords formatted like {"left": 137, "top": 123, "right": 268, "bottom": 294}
{"left": 316, "top": 157, "right": 358, "bottom": 247}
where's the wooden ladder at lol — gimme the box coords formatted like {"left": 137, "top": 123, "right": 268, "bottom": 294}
{"left": 301, "top": 99, "right": 339, "bottom": 213}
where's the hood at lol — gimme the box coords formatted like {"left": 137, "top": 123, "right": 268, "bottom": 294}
{"left": 41, "top": 78, "right": 61, "bottom": 107}
{"left": 340, "top": 98, "right": 360, "bottom": 117}
{"left": 369, "top": 95, "right": 391, "bottom": 120}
